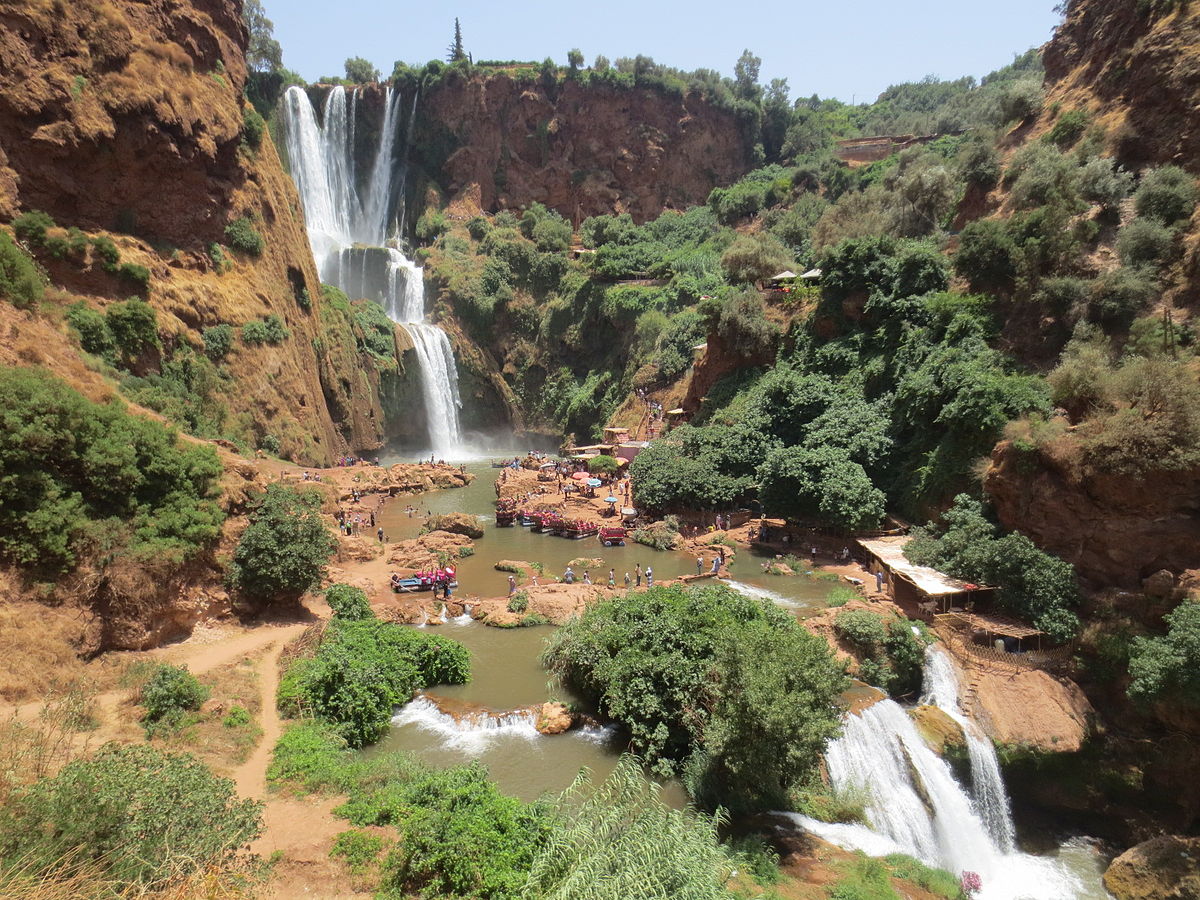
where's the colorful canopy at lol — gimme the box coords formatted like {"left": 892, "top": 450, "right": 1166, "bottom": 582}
{"left": 586, "top": 478, "right": 603, "bottom": 487}
{"left": 571, "top": 471, "right": 589, "bottom": 480}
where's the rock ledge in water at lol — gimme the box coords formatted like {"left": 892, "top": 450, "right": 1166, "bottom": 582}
{"left": 536, "top": 702, "right": 574, "bottom": 735}
{"left": 427, "top": 513, "right": 484, "bottom": 538}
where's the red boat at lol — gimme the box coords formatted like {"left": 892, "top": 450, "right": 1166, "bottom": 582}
{"left": 599, "top": 526, "right": 627, "bottom": 547}
{"left": 495, "top": 498, "right": 518, "bottom": 527}
{"left": 560, "top": 518, "right": 599, "bottom": 539}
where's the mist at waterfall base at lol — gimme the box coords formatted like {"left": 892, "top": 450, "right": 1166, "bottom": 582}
{"left": 783, "top": 645, "right": 1110, "bottom": 900}
{"left": 281, "top": 85, "right": 468, "bottom": 459}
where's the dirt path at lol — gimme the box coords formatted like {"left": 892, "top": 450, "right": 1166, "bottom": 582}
{"left": 233, "top": 627, "right": 305, "bottom": 799}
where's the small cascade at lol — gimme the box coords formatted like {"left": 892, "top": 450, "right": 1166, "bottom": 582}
{"left": 392, "top": 695, "right": 540, "bottom": 751}
{"left": 793, "top": 658, "right": 1085, "bottom": 899}
{"left": 723, "top": 580, "right": 797, "bottom": 607}
{"left": 280, "top": 85, "right": 464, "bottom": 455}
{"left": 921, "top": 645, "right": 1016, "bottom": 852}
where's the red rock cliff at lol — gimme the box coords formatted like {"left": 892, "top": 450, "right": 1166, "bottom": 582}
{"left": 0, "top": 0, "right": 386, "bottom": 464}
{"left": 415, "top": 73, "right": 753, "bottom": 223}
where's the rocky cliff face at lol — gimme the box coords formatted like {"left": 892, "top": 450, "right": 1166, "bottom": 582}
{"left": 984, "top": 440, "right": 1200, "bottom": 587}
{"left": 412, "top": 72, "right": 753, "bottom": 223}
{"left": 0, "top": 0, "right": 386, "bottom": 464}
{"left": 1043, "top": 0, "right": 1200, "bottom": 171}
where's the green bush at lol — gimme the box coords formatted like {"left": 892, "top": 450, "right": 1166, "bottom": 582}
{"left": 230, "top": 484, "right": 335, "bottom": 604}
{"left": 1089, "top": 266, "right": 1157, "bottom": 327}
{"left": 105, "top": 298, "right": 159, "bottom": 367}
{"left": 140, "top": 663, "right": 210, "bottom": 735}
{"left": 224, "top": 216, "right": 264, "bottom": 256}
{"left": 1117, "top": 217, "right": 1176, "bottom": 268}
{"left": 12, "top": 210, "right": 55, "bottom": 247}
{"left": 466, "top": 215, "right": 492, "bottom": 240}
{"left": 0, "top": 231, "right": 44, "bottom": 308}
{"left": 1128, "top": 599, "right": 1200, "bottom": 707}
{"left": 331, "top": 829, "right": 385, "bottom": 874}
{"left": 758, "top": 445, "right": 885, "bottom": 532}
{"left": 1134, "top": 165, "right": 1199, "bottom": 225}
{"left": 326, "top": 582, "right": 374, "bottom": 621}
{"left": 283, "top": 617, "right": 470, "bottom": 747}
{"left": 1045, "top": 108, "right": 1089, "bottom": 148}
{"left": 0, "top": 367, "right": 224, "bottom": 571}
{"left": 117, "top": 261, "right": 150, "bottom": 291}
{"left": 66, "top": 302, "right": 114, "bottom": 359}
{"left": 507, "top": 590, "right": 529, "bottom": 613}
{"left": 720, "top": 232, "right": 791, "bottom": 284}
{"left": 241, "top": 105, "right": 266, "bottom": 151}
{"left": 586, "top": 454, "right": 619, "bottom": 476}
{"left": 542, "top": 583, "right": 846, "bottom": 811}
{"left": 531, "top": 216, "right": 571, "bottom": 252}
{"left": 241, "top": 313, "right": 289, "bottom": 344}
{"left": 91, "top": 234, "right": 121, "bottom": 272}
{"left": 223, "top": 705, "right": 251, "bottom": 728}
{"left": 1078, "top": 157, "right": 1133, "bottom": 210}
{"left": 955, "top": 218, "right": 1017, "bottom": 292}
{"left": 415, "top": 208, "right": 448, "bottom": 242}
{"left": 355, "top": 763, "right": 552, "bottom": 899}
{"left": 209, "top": 242, "right": 231, "bottom": 273}
{"left": 0, "top": 743, "right": 261, "bottom": 891}
{"left": 267, "top": 721, "right": 351, "bottom": 790}
{"left": 202, "top": 323, "right": 234, "bottom": 361}
{"left": 833, "top": 609, "right": 926, "bottom": 696}
{"left": 352, "top": 300, "right": 396, "bottom": 363}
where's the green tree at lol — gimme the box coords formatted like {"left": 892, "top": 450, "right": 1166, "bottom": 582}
{"left": 325, "top": 583, "right": 374, "bottom": 621}
{"left": 720, "top": 232, "right": 791, "bottom": 285}
{"left": 542, "top": 583, "right": 846, "bottom": 811}
{"left": 733, "top": 49, "right": 762, "bottom": 102}
{"left": 0, "top": 230, "right": 43, "bottom": 309}
{"left": 447, "top": 18, "right": 465, "bottom": 63}
{"left": 757, "top": 445, "right": 885, "bottom": 531}
{"left": 1128, "top": 600, "right": 1200, "bottom": 707}
{"left": 140, "top": 663, "right": 210, "bottom": 734}
{"left": 0, "top": 744, "right": 261, "bottom": 891}
{"left": 954, "top": 219, "right": 1018, "bottom": 292}
{"left": 243, "top": 0, "right": 283, "bottom": 73}
{"left": 105, "top": 298, "right": 159, "bottom": 368}
{"left": 567, "top": 48, "right": 584, "bottom": 71}
{"left": 230, "top": 484, "right": 335, "bottom": 604}
{"left": 1134, "top": 165, "right": 1199, "bottom": 225}
{"left": 344, "top": 56, "right": 380, "bottom": 84}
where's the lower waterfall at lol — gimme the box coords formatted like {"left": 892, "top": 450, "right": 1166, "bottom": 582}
{"left": 783, "top": 649, "right": 1087, "bottom": 900}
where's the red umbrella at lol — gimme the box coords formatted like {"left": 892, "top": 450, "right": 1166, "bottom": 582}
{"left": 571, "top": 471, "right": 588, "bottom": 481}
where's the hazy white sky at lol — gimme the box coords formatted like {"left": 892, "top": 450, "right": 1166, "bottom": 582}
{"left": 264, "top": 0, "right": 1061, "bottom": 103}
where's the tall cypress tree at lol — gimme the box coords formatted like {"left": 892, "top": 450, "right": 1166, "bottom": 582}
{"left": 447, "top": 18, "right": 465, "bottom": 62}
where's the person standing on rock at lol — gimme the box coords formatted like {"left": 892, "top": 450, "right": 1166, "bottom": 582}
{"left": 635, "top": 564, "right": 642, "bottom": 587}
{"left": 696, "top": 555, "right": 703, "bottom": 576}
{"left": 508, "top": 575, "right": 517, "bottom": 596}
{"left": 608, "top": 568, "right": 615, "bottom": 587}
{"left": 645, "top": 566, "right": 653, "bottom": 588}
{"left": 564, "top": 565, "right": 575, "bottom": 584}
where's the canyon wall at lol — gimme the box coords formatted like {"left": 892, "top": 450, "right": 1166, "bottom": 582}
{"left": 0, "top": 0, "right": 386, "bottom": 464}
{"left": 410, "top": 71, "right": 754, "bottom": 223}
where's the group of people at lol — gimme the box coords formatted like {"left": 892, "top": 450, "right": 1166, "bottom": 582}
{"left": 335, "top": 455, "right": 379, "bottom": 467}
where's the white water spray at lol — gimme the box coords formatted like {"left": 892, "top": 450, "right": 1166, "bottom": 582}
{"left": 391, "top": 696, "right": 540, "bottom": 752}
{"left": 787, "top": 652, "right": 1087, "bottom": 899}
{"left": 922, "top": 645, "right": 1016, "bottom": 852}
{"left": 281, "top": 85, "right": 464, "bottom": 456}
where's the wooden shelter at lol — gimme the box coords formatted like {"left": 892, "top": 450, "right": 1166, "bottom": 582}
{"left": 856, "top": 535, "right": 995, "bottom": 615}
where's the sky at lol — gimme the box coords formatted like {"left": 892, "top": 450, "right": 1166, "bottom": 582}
{"left": 264, "top": 0, "right": 1062, "bottom": 104}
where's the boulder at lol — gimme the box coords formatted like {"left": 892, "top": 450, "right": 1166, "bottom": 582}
{"left": 495, "top": 560, "right": 533, "bottom": 573}
{"left": 1142, "top": 569, "right": 1178, "bottom": 600}
{"left": 536, "top": 701, "right": 574, "bottom": 735}
{"left": 1104, "top": 835, "right": 1200, "bottom": 900}
{"left": 336, "top": 535, "right": 382, "bottom": 563}
{"left": 909, "top": 705, "right": 967, "bottom": 757}
{"left": 427, "top": 512, "right": 484, "bottom": 538}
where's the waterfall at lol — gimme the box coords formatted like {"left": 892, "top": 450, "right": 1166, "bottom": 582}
{"left": 392, "top": 696, "right": 540, "bottom": 751}
{"left": 921, "top": 645, "right": 1016, "bottom": 852}
{"left": 280, "top": 84, "right": 464, "bottom": 456}
{"left": 785, "top": 654, "right": 1086, "bottom": 900}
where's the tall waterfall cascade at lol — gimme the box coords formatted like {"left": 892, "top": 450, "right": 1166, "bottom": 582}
{"left": 280, "top": 84, "right": 463, "bottom": 457}
{"left": 784, "top": 648, "right": 1088, "bottom": 900}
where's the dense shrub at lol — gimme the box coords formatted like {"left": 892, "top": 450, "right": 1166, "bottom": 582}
{"left": 202, "top": 323, "right": 234, "bottom": 361}
{"left": 283, "top": 615, "right": 470, "bottom": 747}
{"left": 353, "top": 300, "right": 397, "bottom": 363}
{"left": 105, "top": 298, "right": 159, "bottom": 366}
{"left": 224, "top": 216, "right": 264, "bottom": 256}
{"left": 140, "top": 663, "right": 210, "bottom": 735}
{"left": 954, "top": 219, "right": 1018, "bottom": 292}
{"left": 757, "top": 445, "right": 885, "bottom": 531}
{"left": 542, "top": 583, "right": 846, "bottom": 811}
{"left": 1128, "top": 600, "right": 1200, "bottom": 707}
{"left": 1116, "top": 218, "right": 1176, "bottom": 267}
{"left": 66, "top": 302, "right": 114, "bottom": 359}
{"left": 0, "top": 231, "right": 44, "bottom": 308}
{"left": 1007, "top": 144, "right": 1080, "bottom": 211}
{"left": 117, "top": 261, "right": 150, "bottom": 291}
{"left": 415, "top": 208, "right": 449, "bottom": 242}
{"left": 720, "top": 232, "right": 791, "bottom": 284}
{"left": 1089, "top": 266, "right": 1157, "bottom": 327}
{"left": 91, "top": 234, "right": 121, "bottom": 271}
{"left": 531, "top": 216, "right": 571, "bottom": 252}
{"left": 1078, "top": 157, "right": 1133, "bottom": 211}
{"left": 241, "top": 105, "right": 266, "bottom": 151}
{"left": 0, "top": 367, "right": 224, "bottom": 570}
{"left": 241, "top": 313, "right": 289, "bottom": 344}
{"left": 0, "top": 743, "right": 261, "bottom": 891}
{"left": 12, "top": 210, "right": 55, "bottom": 247}
{"left": 1134, "top": 165, "right": 1199, "bottom": 225}
{"left": 1045, "top": 108, "right": 1089, "bottom": 148}
{"left": 906, "top": 494, "right": 1080, "bottom": 640}
{"left": 229, "top": 484, "right": 335, "bottom": 603}
{"left": 833, "top": 609, "right": 926, "bottom": 696}
{"left": 365, "top": 764, "right": 551, "bottom": 898}
{"left": 325, "top": 582, "right": 374, "bottom": 621}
